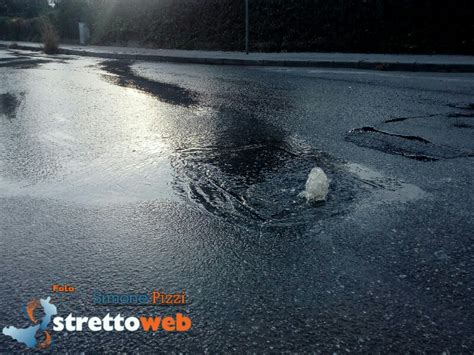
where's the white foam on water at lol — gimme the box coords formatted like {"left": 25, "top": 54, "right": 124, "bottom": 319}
{"left": 346, "top": 162, "right": 428, "bottom": 204}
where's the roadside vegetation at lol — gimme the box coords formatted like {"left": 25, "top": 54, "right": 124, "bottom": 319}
{"left": 40, "top": 19, "right": 59, "bottom": 53}
{"left": 0, "top": 0, "right": 473, "bottom": 54}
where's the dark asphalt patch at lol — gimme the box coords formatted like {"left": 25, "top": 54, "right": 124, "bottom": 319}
{"left": 0, "top": 56, "right": 28, "bottom": 62}
{"left": 447, "top": 102, "right": 474, "bottom": 110}
{"left": 453, "top": 122, "right": 473, "bottom": 128}
{"left": 0, "top": 59, "right": 52, "bottom": 68}
{"left": 445, "top": 103, "right": 474, "bottom": 120}
{"left": 385, "top": 103, "right": 474, "bottom": 123}
{"left": 0, "top": 92, "right": 23, "bottom": 119}
{"left": 345, "top": 126, "right": 474, "bottom": 161}
{"left": 7, "top": 50, "right": 75, "bottom": 62}
{"left": 100, "top": 60, "right": 198, "bottom": 107}
{"left": 384, "top": 114, "right": 439, "bottom": 123}
{"left": 448, "top": 112, "right": 474, "bottom": 118}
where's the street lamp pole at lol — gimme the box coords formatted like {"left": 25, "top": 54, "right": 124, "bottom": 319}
{"left": 245, "top": 0, "right": 249, "bottom": 54}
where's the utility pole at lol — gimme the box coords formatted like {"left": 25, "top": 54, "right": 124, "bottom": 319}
{"left": 245, "top": 0, "right": 249, "bottom": 54}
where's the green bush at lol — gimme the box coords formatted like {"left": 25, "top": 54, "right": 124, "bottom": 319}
{"left": 0, "top": 16, "right": 42, "bottom": 42}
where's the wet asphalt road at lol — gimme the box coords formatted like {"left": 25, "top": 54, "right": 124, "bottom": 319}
{"left": 0, "top": 49, "right": 473, "bottom": 352}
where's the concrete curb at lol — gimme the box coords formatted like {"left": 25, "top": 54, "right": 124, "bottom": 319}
{"left": 2, "top": 43, "right": 474, "bottom": 73}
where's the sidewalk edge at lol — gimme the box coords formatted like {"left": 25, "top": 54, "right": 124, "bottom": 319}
{"left": 1, "top": 43, "right": 473, "bottom": 73}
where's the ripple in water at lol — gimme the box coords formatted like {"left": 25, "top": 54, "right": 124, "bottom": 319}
{"left": 171, "top": 137, "right": 365, "bottom": 234}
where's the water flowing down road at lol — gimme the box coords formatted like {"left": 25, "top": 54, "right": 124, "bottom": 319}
{"left": 0, "top": 49, "right": 473, "bottom": 352}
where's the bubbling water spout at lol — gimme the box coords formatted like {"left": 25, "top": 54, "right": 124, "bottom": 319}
{"left": 299, "top": 167, "right": 329, "bottom": 202}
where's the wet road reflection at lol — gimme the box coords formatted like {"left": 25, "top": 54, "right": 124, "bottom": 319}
{"left": 100, "top": 59, "right": 370, "bottom": 234}
{"left": 0, "top": 52, "right": 425, "bottom": 230}
{"left": 0, "top": 55, "right": 176, "bottom": 202}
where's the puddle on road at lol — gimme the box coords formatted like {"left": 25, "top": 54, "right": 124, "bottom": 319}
{"left": 169, "top": 132, "right": 424, "bottom": 234}
{"left": 0, "top": 55, "right": 430, "bottom": 233}
{"left": 100, "top": 60, "right": 198, "bottom": 107}
{"left": 0, "top": 56, "right": 179, "bottom": 203}
{"left": 345, "top": 126, "right": 473, "bottom": 161}
{"left": 98, "top": 62, "right": 370, "bottom": 231}
{"left": 171, "top": 137, "right": 360, "bottom": 228}
{"left": 102, "top": 62, "right": 433, "bottom": 226}
{"left": 169, "top": 136, "right": 430, "bottom": 237}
